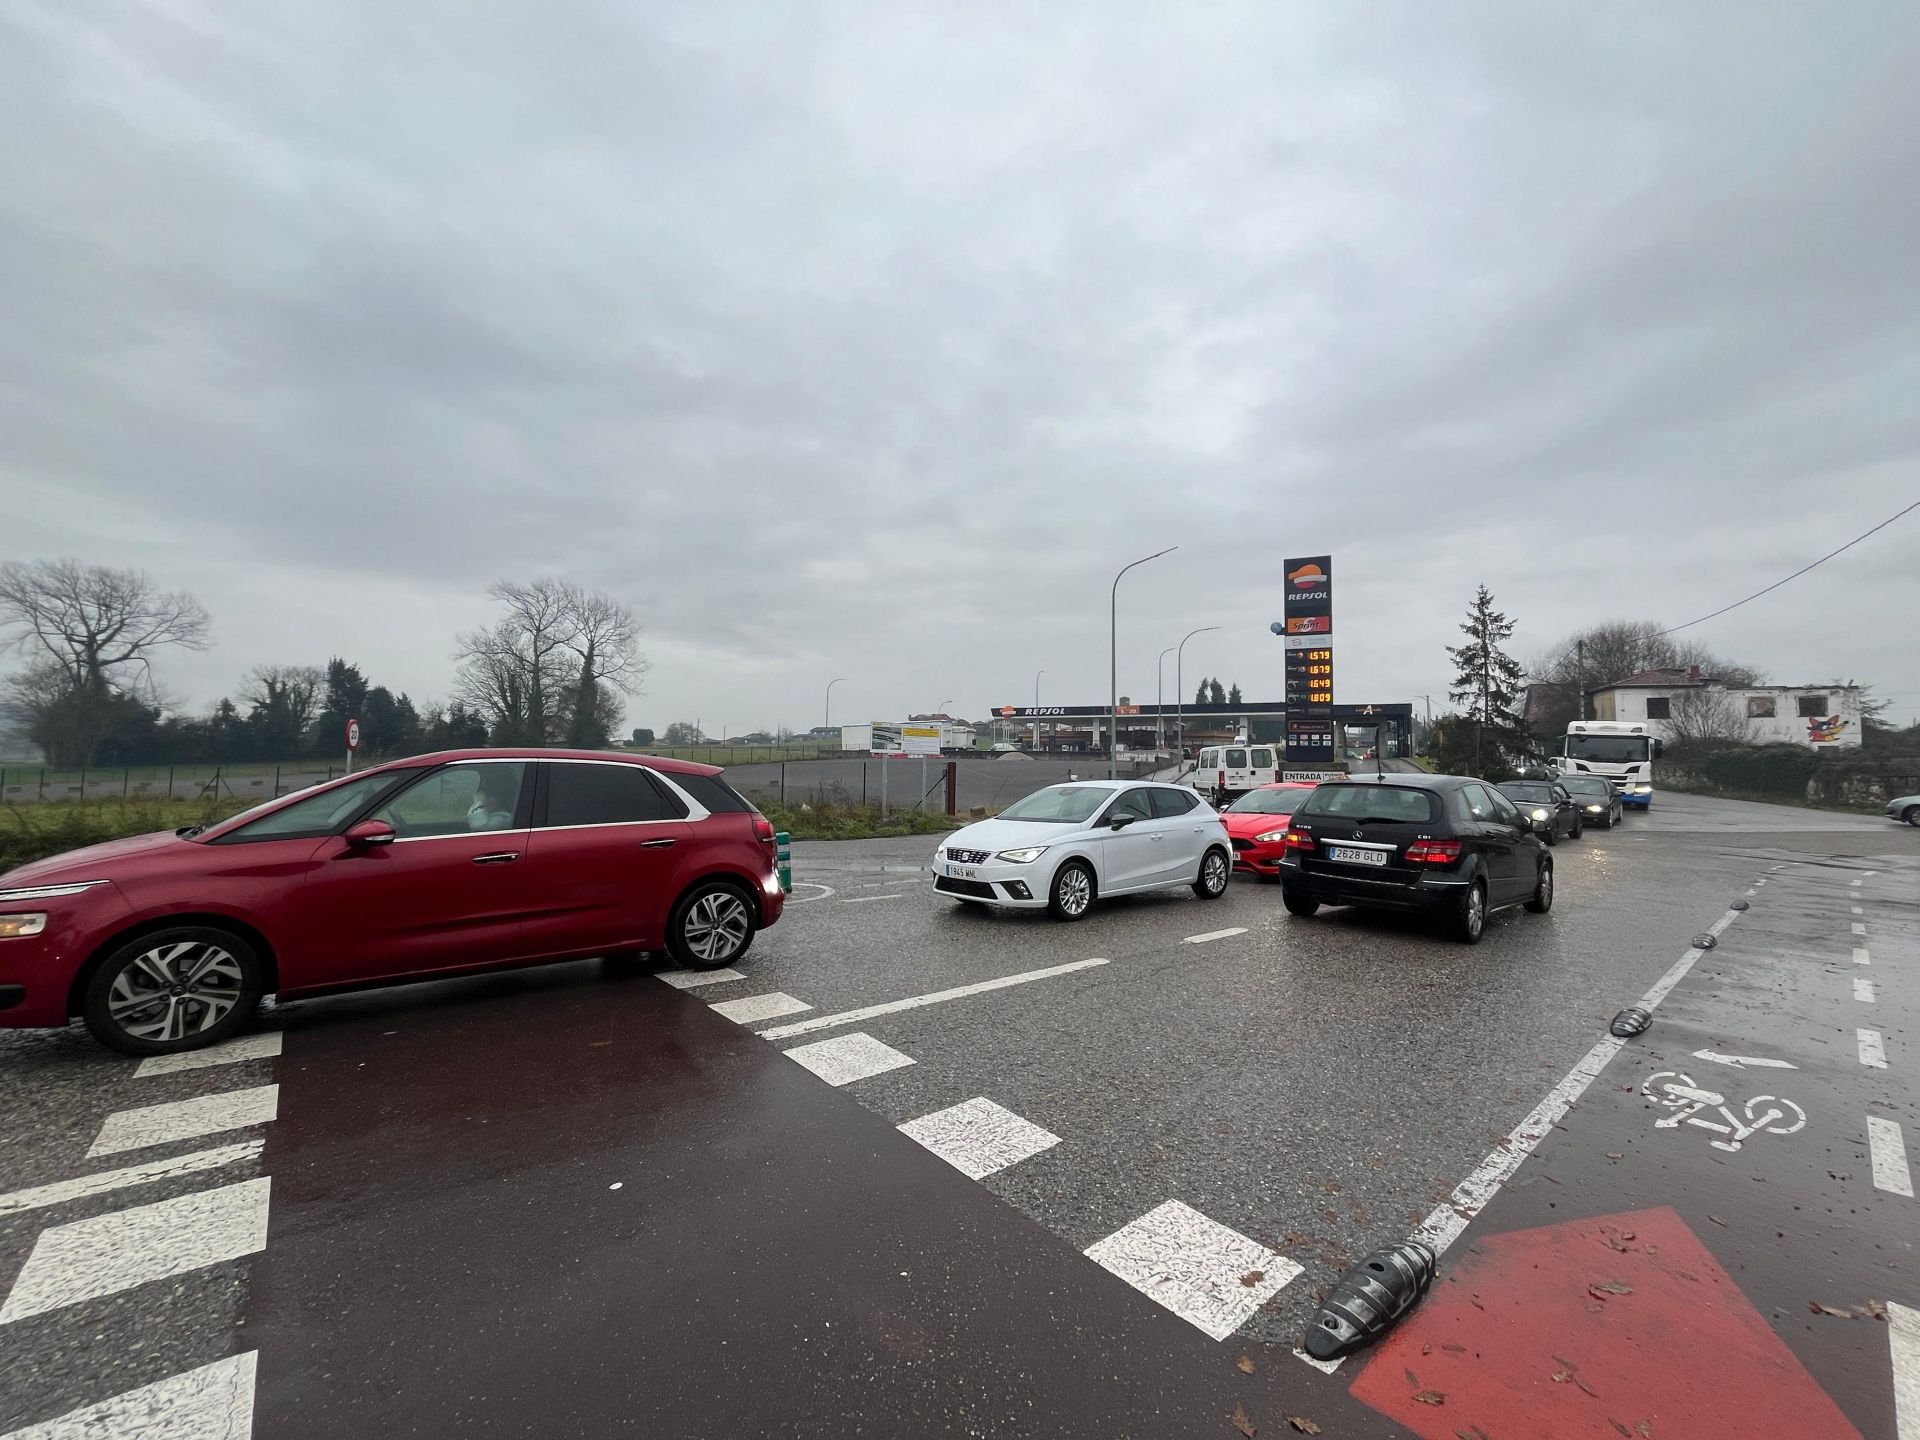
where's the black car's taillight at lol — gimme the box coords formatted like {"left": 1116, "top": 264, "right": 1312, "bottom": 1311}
{"left": 1404, "top": 838, "right": 1463, "bottom": 865}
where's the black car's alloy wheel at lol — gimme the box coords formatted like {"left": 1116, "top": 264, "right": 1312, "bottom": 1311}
{"left": 1449, "top": 881, "right": 1487, "bottom": 944}
{"left": 1527, "top": 861, "right": 1554, "bottom": 913}
{"left": 84, "top": 926, "right": 265, "bottom": 1056}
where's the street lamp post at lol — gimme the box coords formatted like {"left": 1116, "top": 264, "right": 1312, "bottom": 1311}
{"left": 825, "top": 677, "right": 848, "bottom": 733}
{"left": 1110, "top": 547, "right": 1177, "bottom": 777}
{"left": 1157, "top": 646, "right": 1176, "bottom": 753}
{"left": 1176, "top": 625, "right": 1222, "bottom": 764}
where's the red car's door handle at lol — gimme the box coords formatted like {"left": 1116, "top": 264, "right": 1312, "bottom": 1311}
{"left": 640, "top": 838, "right": 677, "bottom": 849}
{"left": 471, "top": 852, "right": 520, "bottom": 865}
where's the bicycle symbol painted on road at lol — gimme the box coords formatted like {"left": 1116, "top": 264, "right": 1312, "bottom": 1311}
{"left": 1641, "top": 1071, "right": 1807, "bottom": 1153}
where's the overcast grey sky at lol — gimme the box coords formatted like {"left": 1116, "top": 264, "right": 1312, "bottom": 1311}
{"left": 5, "top": 1, "right": 1918, "bottom": 731}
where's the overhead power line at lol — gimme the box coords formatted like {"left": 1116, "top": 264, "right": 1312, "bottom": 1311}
{"left": 1656, "top": 497, "right": 1920, "bottom": 637}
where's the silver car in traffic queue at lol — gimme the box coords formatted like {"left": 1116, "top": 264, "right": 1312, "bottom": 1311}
{"left": 932, "top": 780, "right": 1232, "bottom": 920}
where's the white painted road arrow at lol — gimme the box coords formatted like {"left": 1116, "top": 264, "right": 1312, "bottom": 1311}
{"left": 1691, "top": 1049, "right": 1798, "bottom": 1070}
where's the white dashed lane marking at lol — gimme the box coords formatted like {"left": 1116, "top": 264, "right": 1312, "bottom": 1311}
{"left": 0, "top": 1351, "right": 257, "bottom": 1440}
{"left": 1889, "top": 1301, "right": 1920, "bottom": 1438}
{"left": 87, "top": 1086, "right": 279, "bottom": 1160}
{"left": 1854, "top": 922, "right": 1869, "bottom": 937}
{"left": 839, "top": 894, "right": 906, "bottom": 903}
{"left": 0, "top": 1142, "right": 263, "bottom": 1219}
{"left": 709, "top": 992, "right": 811, "bottom": 1025}
{"left": 653, "top": 967, "right": 746, "bottom": 989}
{"left": 1870, "top": 1118, "right": 1914, "bottom": 1198}
{"left": 1856, "top": 948, "right": 1873, "bottom": 966}
{"left": 134, "top": 1032, "right": 282, "bottom": 1078}
{"left": 1860, "top": 1029, "right": 1890, "bottom": 1070}
{"left": 0, "top": 1178, "right": 271, "bottom": 1325}
{"left": 898, "top": 1098, "right": 1061, "bottom": 1180}
{"left": 783, "top": 1032, "right": 915, "bottom": 1087}
{"left": 760, "top": 959, "right": 1110, "bottom": 1041}
{"left": 1182, "top": 928, "right": 1247, "bottom": 945}
{"left": 1857, "top": 976, "right": 1878, "bottom": 1003}
{"left": 1085, "top": 1200, "right": 1302, "bottom": 1342}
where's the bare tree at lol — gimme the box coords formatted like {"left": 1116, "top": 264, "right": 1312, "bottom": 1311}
{"left": 454, "top": 579, "right": 646, "bottom": 747}
{"left": 239, "top": 665, "right": 325, "bottom": 756}
{"left": 1528, "top": 619, "right": 1764, "bottom": 740}
{"left": 0, "top": 558, "right": 211, "bottom": 765}
{"left": 1665, "top": 686, "right": 1756, "bottom": 748}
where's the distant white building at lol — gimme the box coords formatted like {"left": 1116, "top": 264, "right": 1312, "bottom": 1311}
{"left": 1589, "top": 668, "right": 1864, "bottom": 749}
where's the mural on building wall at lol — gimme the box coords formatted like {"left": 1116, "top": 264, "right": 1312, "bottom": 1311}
{"left": 1807, "top": 715, "right": 1850, "bottom": 744}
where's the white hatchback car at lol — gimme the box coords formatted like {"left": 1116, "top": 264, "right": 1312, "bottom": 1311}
{"left": 932, "top": 780, "right": 1232, "bottom": 920}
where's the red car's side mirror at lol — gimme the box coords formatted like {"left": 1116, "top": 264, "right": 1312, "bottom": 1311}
{"left": 343, "top": 819, "right": 396, "bottom": 848}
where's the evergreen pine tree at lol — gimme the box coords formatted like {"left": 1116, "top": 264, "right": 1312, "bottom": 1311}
{"left": 1445, "top": 586, "right": 1528, "bottom": 779}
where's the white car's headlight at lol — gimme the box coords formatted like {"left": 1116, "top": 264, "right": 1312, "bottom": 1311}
{"left": 1254, "top": 829, "right": 1289, "bottom": 843}
{"left": 996, "top": 846, "right": 1048, "bottom": 863}
{"left": 1531, "top": 808, "right": 1550, "bottom": 822}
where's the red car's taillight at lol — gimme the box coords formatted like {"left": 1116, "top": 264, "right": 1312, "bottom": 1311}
{"left": 1404, "top": 838, "right": 1463, "bottom": 865}
{"left": 1284, "top": 829, "right": 1314, "bottom": 853}
{"left": 752, "top": 815, "right": 775, "bottom": 847}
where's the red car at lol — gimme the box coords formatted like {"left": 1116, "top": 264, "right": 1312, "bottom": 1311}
{"left": 1220, "top": 781, "right": 1319, "bottom": 879}
{"left": 0, "top": 749, "right": 784, "bottom": 1055}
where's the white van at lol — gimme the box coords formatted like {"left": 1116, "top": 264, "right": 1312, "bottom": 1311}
{"left": 1191, "top": 744, "right": 1281, "bottom": 804}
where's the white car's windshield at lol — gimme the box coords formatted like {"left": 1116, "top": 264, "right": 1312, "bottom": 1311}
{"left": 997, "top": 786, "right": 1112, "bottom": 824}
{"left": 1565, "top": 734, "right": 1650, "bottom": 762}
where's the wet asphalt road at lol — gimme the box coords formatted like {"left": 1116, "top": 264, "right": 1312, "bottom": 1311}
{"left": 0, "top": 790, "right": 1913, "bottom": 1437}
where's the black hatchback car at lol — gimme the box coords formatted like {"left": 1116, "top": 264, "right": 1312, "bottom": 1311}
{"left": 1277, "top": 774, "right": 1552, "bottom": 943}
{"left": 1495, "top": 779, "right": 1582, "bottom": 844}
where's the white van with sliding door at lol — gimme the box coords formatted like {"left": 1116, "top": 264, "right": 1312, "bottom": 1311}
{"left": 1191, "top": 744, "right": 1281, "bottom": 805}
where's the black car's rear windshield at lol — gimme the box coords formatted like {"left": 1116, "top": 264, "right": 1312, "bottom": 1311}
{"left": 1295, "top": 784, "right": 1438, "bottom": 824}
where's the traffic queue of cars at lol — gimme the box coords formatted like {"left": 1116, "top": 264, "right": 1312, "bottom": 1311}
{"left": 2, "top": 748, "right": 1639, "bottom": 1055}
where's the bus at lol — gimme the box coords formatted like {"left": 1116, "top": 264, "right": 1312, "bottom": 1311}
{"left": 1558, "top": 720, "right": 1663, "bottom": 809}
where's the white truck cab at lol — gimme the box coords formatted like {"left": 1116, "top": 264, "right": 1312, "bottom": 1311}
{"left": 1558, "top": 721, "right": 1663, "bottom": 809}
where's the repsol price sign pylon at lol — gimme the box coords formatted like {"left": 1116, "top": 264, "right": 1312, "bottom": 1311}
{"left": 1282, "top": 555, "right": 1335, "bottom": 770}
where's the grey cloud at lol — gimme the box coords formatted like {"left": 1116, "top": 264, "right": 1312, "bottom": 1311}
{"left": 2, "top": 0, "right": 1917, "bottom": 726}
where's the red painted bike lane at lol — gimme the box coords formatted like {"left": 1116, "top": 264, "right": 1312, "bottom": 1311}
{"left": 1336, "top": 858, "right": 1917, "bottom": 1439}
{"left": 1213, "top": 857, "right": 1917, "bottom": 1439}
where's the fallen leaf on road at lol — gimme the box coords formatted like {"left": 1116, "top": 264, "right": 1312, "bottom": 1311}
{"left": 1635, "top": 1423, "right": 1652, "bottom": 1437}
{"left": 1606, "top": 1152, "right": 1623, "bottom": 1159}
{"left": 1230, "top": 1403, "right": 1256, "bottom": 1438}
{"left": 1441, "top": 1343, "right": 1467, "bottom": 1354}
{"left": 1620, "top": 1232, "right": 1635, "bottom": 1241}
{"left": 1588, "top": 1282, "right": 1633, "bottom": 1299}
{"left": 1609, "top": 1421, "right": 1632, "bottom": 1437}
{"left": 1412, "top": 1389, "right": 1446, "bottom": 1406}
{"left": 1422, "top": 1343, "right": 1432, "bottom": 1355}
{"left": 1470, "top": 1294, "right": 1486, "bottom": 1311}
{"left": 1240, "top": 1270, "right": 1266, "bottom": 1288}
{"left": 1285, "top": 1418, "right": 1321, "bottom": 1435}
{"left": 1553, "top": 1354, "right": 1577, "bottom": 1370}
{"left": 1551, "top": 1369, "right": 1573, "bottom": 1384}
{"left": 1707, "top": 1215, "right": 1728, "bottom": 1227}
{"left": 1404, "top": 1368, "right": 1420, "bottom": 1388}
{"left": 1577, "top": 1378, "right": 1600, "bottom": 1398}
{"left": 1828, "top": 1171, "right": 1852, "bottom": 1181}
{"left": 1237, "top": 1355, "right": 1256, "bottom": 1375}
{"left": 1808, "top": 1301, "right": 1853, "bottom": 1319}
{"left": 1863, "top": 1300, "right": 1890, "bottom": 1322}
